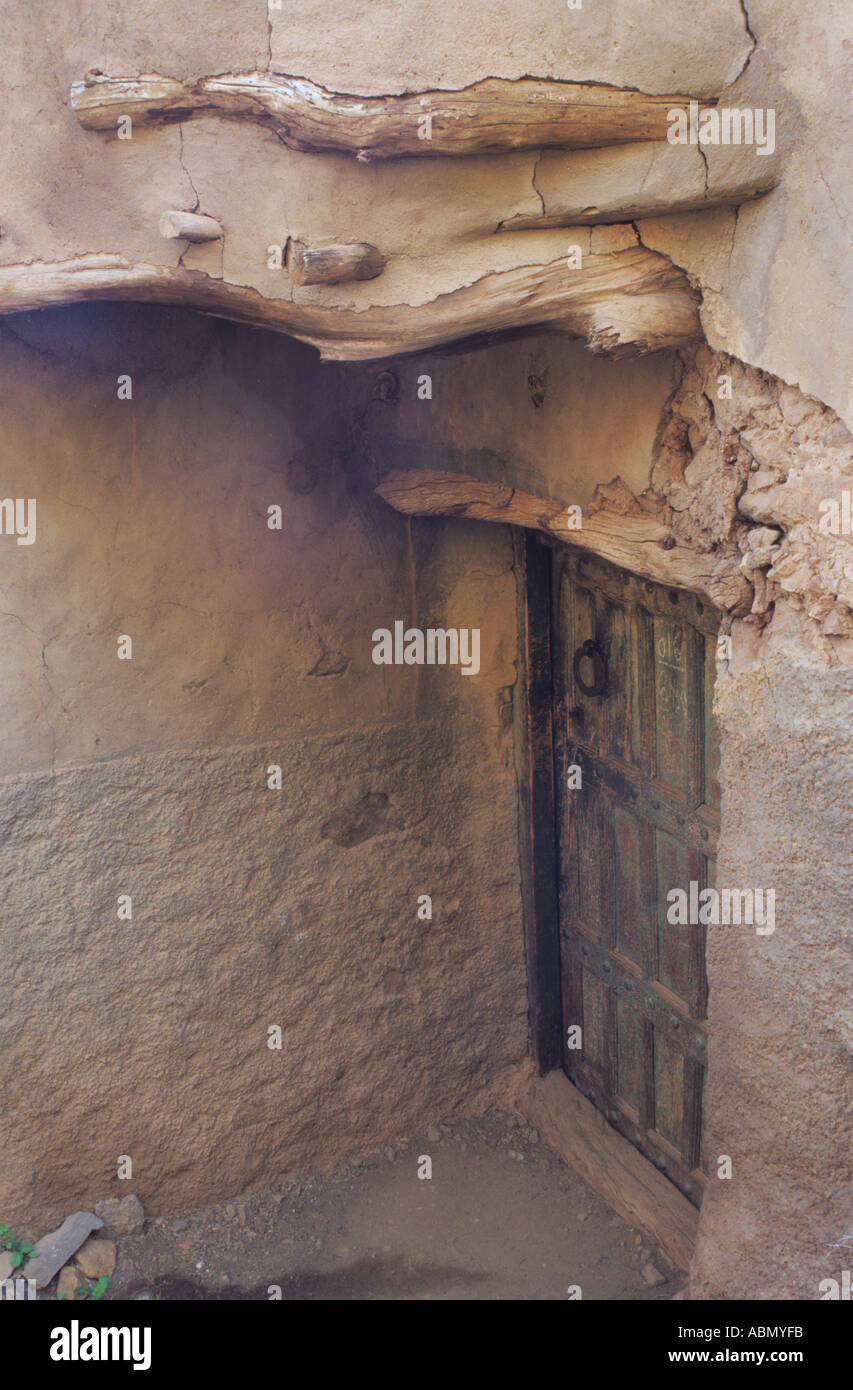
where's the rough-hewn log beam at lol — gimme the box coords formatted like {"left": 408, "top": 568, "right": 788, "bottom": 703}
{"left": 287, "top": 240, "right": 386, "bottom": 286}
{"left": 71, "top": 72, "right": 705, "bottom": 159}
{"left": 0, "top": 246, "right": 702, "bottom": 361}
{"left": 376, "top": 469, "right": 751, "bottom": 613}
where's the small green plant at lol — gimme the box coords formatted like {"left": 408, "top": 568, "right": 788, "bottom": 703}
{"left": 0, "top": 1223, "right": 37, "bottom": 1270}
{"left": 56, "top": 1275, "right": 109, "bottom": 1302}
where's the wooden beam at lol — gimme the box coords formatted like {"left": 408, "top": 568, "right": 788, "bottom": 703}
{"left": 71, "top": 71, "right": 705, "bottom": 159}
{"left": 0, "top": 246, "right": 702, "bottom": 362}
{"left": 287, "top": 239, "right": 385, "bottom": 286}
{"left": 515, "top": 1068, "right": 698, "bottom": 1272}
{"left": 376, "top": 469, "right": 751, "bottom": 613}
{"left": 159, "top": 210, "right": 223, "bottom": 242}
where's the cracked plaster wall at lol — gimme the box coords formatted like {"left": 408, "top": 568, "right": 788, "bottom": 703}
{"left": 0, "top": 302, "right": 527, "bottom": 1227}
{"left": 0, "top": 303, "right": 673, "bottom": 1231}
{"left": 1, "top": 0, "right": 850, "bottom": 1300}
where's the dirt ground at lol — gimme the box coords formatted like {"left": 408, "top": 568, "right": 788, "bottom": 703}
{"left": 109, "top": 1111, "right": 686, "bottom": 1301}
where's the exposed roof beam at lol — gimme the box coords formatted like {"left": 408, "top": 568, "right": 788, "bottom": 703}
{"left": 71, "top": 71, "right": 707, "bottom": 159}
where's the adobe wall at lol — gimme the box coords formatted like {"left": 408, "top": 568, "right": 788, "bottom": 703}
{"left": 374, "top": 333, "right": 853, "bottom": 1299}
{"left": 0, "top": 305, "right": 673, "bottom": 1230}
{"left": 0, "top": 303, "right": 529, "bottom": 1227}
{"left": 368, "top": 333, "right": 853, "bottom": 1297}
{"left": 1, "top": 0, "right": 850, "bottom": 1300}
{"left": 694, "top": 641, "right": 853, "bottom": 1299}
{"left": 645, "top": 346, "right": 853, "bottom": 1298}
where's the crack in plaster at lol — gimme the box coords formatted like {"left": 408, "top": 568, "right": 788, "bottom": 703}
{"left": 727, "top": 204, "right": 739, "bottom": 277}
{"left": 178, "top": 125, "right": 200, "bottom": 212}
{"left": 531, "top": 151, "right": 546, "bottom": 217}
{"left": 816, "top": 164, "right": 849, "bottom": 228}
{"left": 41, "top": 646, "right": 70, "bottom": 716}
{"left": 698, "top": 143, "right": 710, "bottom": 196}
{"left": 738, "top": 0, "right": 758, "bottom": 77}
{"left": 636, "top": 144, "right": 659, "bottom": 196}
{"left": 0, "top": 610, "right": 42, "bottom": 640}
{"left": 176, "top": 125, "right": 201, "bottom": 270}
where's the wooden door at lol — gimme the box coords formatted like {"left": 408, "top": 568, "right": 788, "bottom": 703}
{"left": 552, "top": 549, "right": 720, "bottom": 1206}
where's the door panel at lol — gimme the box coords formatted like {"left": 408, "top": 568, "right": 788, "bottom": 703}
{"left": 553, "top": 550, "right": 720, "bottom": 1207}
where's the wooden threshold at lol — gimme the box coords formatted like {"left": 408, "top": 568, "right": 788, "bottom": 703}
{"left": 514, "top": 1067, "right": 698, "bottom": 1272}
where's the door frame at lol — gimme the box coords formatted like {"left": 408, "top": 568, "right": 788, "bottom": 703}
{"left": 514, "top": 526, "right": 716, "bottom": 1115}
{"left": 512, "top": 527, "right": 706, "bottom": 1271}
{"left": 512, "top": 527, "right": 562, "bottom": 1073}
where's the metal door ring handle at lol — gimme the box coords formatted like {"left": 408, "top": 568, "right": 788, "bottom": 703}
{"left": 573, "top": 639, "right": 608, "bottom": 697}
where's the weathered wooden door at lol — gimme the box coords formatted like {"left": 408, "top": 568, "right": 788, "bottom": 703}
{"left": 552, "top": 549, "right": 720, "bottom": 1206}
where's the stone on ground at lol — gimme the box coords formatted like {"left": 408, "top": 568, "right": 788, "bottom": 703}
{"left": 27, "top": 1212, "right": 104, "bottom": 1288}
{"left": 75, "top": 1237, "right": 117, "bottom": 1279}
{"left": 57, "top": 1265, "right": 84, "bottom": 1300}
{"left": 94, "top": 1195, "right": 145, "bottom": 1236}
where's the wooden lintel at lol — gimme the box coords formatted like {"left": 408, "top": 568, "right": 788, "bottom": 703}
{"left": 376, "top": 469, "right": 751, "bottom": 613}
{"left": 71, "top": 71, "right": 706, "bottom": 159}
{"left": 0, "top": 246, "right": 702, "bottom": 362}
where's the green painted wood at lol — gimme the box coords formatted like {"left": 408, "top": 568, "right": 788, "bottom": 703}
{"left": 552, "top": 551, "right": 720, "bottom": 1207}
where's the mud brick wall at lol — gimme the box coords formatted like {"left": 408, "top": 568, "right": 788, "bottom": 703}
{"left": 0, "top": 303, "right": 530, "bottom": 1226}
